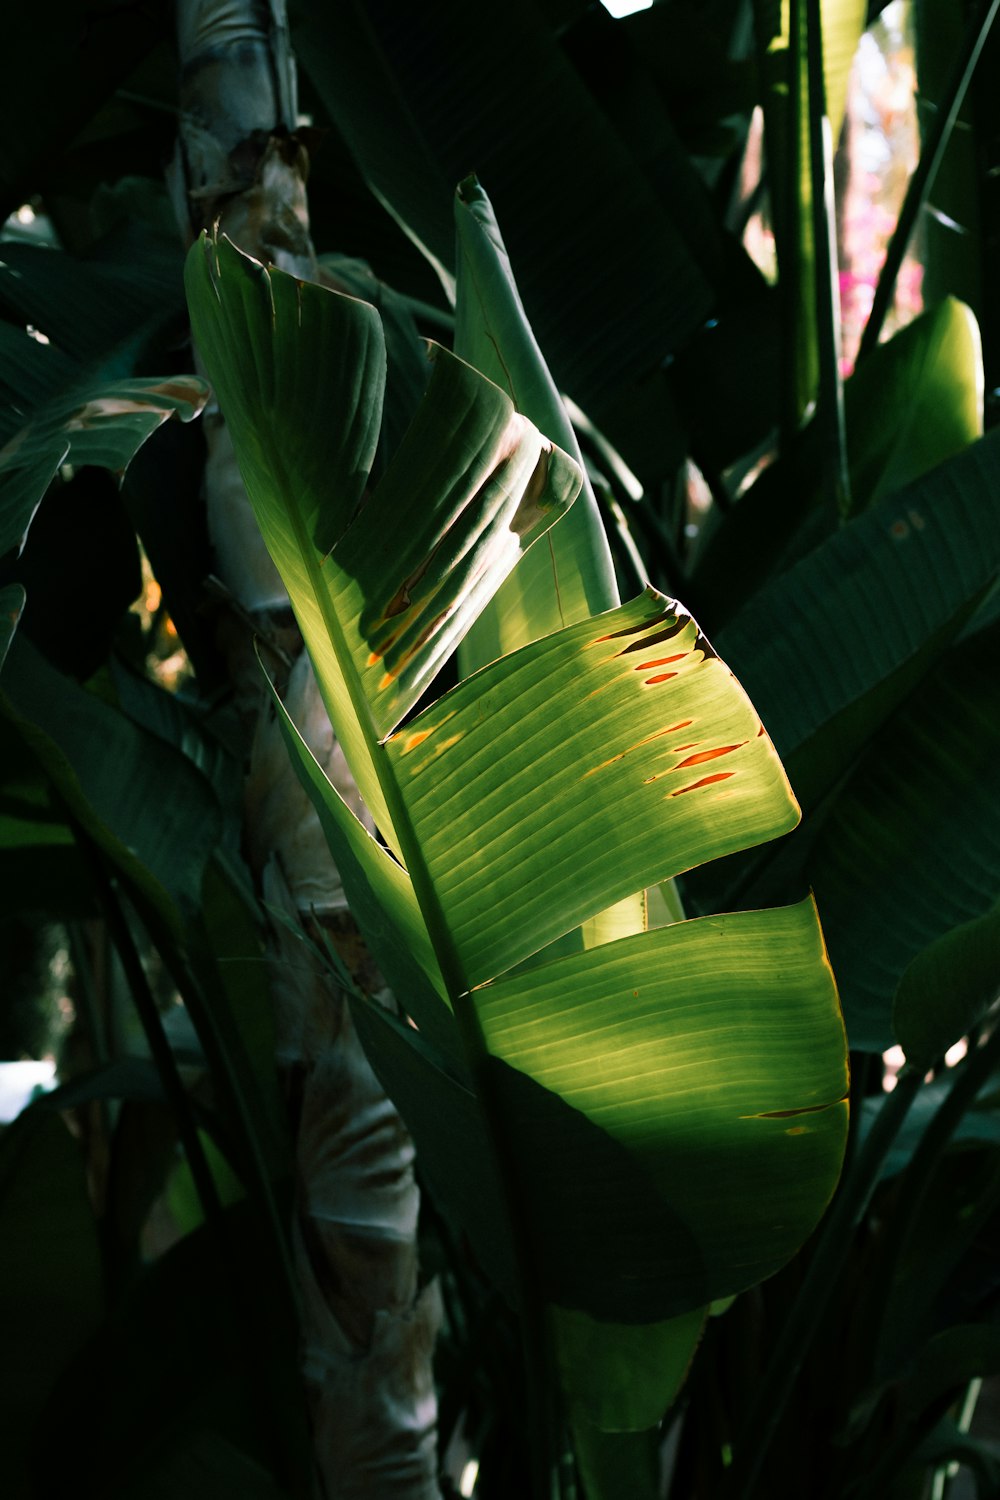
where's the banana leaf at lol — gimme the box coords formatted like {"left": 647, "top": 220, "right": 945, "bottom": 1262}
{"left": 186, "top": 231, "right": 848, "bottom": 1361}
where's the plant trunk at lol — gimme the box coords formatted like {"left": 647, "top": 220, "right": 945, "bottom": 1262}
{"left": 171, "top": 3, "right": 441, "bottom": 1495}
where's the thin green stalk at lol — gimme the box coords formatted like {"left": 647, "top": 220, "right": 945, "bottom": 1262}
{"left": 934, "top": 1378, "right": 983, "bottom": 1499}
{"left": 856, "top": 0, "right": 1000, "bottom": 365}
{"left": 134, "top": 901, "right": 316, "bottom": 1500}
{"left": 724, "top": 1064, "right": 925, "bottom": 1500}
{"left": 77, "top": 835, "right": 223, "bottom": 1232}
{"left": 805, "top": 0, "right": 851, "bottom": 517}
{"left": 67, "top": 921, "right": 110, "bottom": 1066}
{"left": 785, "top": 0, "right": 807, "bottom": 447}
{"left": 859, "top": 1021, "right": 1000, "bottom": 1374}
{"left": 156, "top": 913, "right": 300, "bottom": 1301}
{"left": 894, "top": 1021, "right": 1000, "bottom": 1219}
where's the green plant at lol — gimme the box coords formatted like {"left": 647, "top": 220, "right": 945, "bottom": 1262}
{"left": 3, "top": 2, "right": 1000, "bottom": 1498}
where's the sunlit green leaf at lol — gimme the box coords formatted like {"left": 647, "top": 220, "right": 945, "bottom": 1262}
{"left": 392, "top": 590, "right": 798, "bottom": 987}
{"left": 185, "top": 233, "right": 580, "bottom": 843}
{"left": 476, "top": 899, "right": 848, "bottom": 1316}
{"left": 186, "top": 220, "right": 846, "bottom": 1342}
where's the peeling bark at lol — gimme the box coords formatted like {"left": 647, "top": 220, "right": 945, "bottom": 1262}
{"left": 173, "top": 3, "right": 441, "bottom": 1494}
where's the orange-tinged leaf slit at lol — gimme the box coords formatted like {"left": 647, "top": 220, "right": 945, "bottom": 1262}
{"left": 644, "top": 672, "right": 678, "bottom": 685}
{"left": 675, "top": 743, "right": 744, "bottom": 769}
{"left": 671, "top": 772, "right": 735, "bottom": 796}
{"left": 400, "top": 729, "right": 433, "bottom": 755}
{"left": 634, "top": 654, "right": 687, "bottom": 670}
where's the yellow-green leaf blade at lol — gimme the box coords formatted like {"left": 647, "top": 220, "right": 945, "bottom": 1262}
{"left": 390, "top": 588, "right": 799, "bottom": 987}
{"left": 477, "top": 898, "right": 848, "bottom": 1316}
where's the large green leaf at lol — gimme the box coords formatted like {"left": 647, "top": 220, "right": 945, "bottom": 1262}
{"left": 186, "top": 233, "right": 580, "bottom": 845}
{"left": 476, "top": 900, "right": 847, "bottom": 1316}
{"left": 390, "top": 590, "right": 799, "bottom": 989}
{"left": 451, "top": 176, "right": 646, "bottom": 969}
{"left": 186, "top": 225, "right": 847, "bottom": 1343}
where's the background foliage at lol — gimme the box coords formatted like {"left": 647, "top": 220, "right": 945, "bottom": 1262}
{"left": 2, "top": 1, "right": 1000, "bottom": 1497}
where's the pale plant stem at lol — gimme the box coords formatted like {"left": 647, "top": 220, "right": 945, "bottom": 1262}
{"left": 173, "top": 2, "right": 441, "bottom": 1494}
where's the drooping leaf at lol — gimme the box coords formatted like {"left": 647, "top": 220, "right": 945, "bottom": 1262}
{"left": 263, "top": 662, "right": 458, "bottom": 1063}
{"left": 348, "top": 992, "right": 514, "bottom": 1298}
{"left": 0, "top": 370, "right": 207, "bottom": 560}
{"left": 0, "top": 630, "right": 222, "bottom": 941}
{"left": 0, "top": 229, "right": 185, "bottom": 370}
